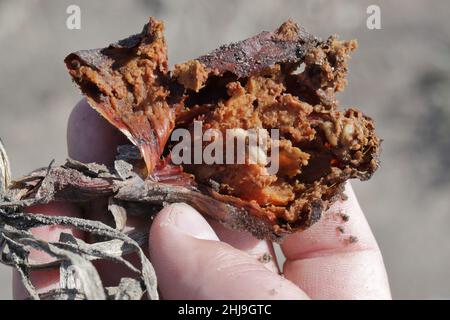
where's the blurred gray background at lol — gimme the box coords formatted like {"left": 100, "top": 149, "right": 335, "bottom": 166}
{"left": 1, "top": 0, "right": 450, "bottom": 299}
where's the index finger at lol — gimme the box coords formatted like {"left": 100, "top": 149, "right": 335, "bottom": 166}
{"left": 281, "top": 183, "right": 391, "bottom": 299}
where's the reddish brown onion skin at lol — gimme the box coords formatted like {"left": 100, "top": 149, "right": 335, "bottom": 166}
{"left": 65, "top": 18, "right": 177, "bottom": 174}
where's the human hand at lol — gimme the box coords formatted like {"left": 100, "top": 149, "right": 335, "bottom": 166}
{"left": 13, "top": 99, "right": 391, "bottom": 300}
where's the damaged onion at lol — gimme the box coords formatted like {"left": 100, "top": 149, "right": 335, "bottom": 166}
{"left": 63, "top": 17, "right": 380, "bottom": 239}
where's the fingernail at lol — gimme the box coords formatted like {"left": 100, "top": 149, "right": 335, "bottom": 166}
{"left": 160, "top": 203, "right": 219, "bottom": 241}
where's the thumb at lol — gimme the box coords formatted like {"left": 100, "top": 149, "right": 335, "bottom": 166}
{"left": 148, "top": 203, "right": 308, "bottom": 300}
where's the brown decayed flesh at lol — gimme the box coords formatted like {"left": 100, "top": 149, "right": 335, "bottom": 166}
{"left": 61, "top": 18, "right": 381, "bottom": 239}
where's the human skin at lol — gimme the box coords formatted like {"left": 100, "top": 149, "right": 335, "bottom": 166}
{"left": 12, "top": 99, "right": 391, "bottom": 300}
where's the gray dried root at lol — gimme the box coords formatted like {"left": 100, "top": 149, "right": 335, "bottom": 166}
{"left": 0, "top": 139, "right": 10, "bottom": 195}
{"left": 0, "top": 141, "right": 162, "bottom": 300}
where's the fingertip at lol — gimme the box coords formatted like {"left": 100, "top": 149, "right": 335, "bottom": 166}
{"left": 150, "top": 203, "right": 219, "bottom": 244}
{"left": 208, "top": 219, "right": 280, "bottom": 273}
{"left": 282, "top": 182, "right": 379, "bottom": 261}
{"left": 279, "top": 182, "right": 391, "bottom": 299}
{"left": 67, "top": 99, "right": 127, "bottom": 165}
{"left": 148, "top": 203, "right": 307, "bottom": 300}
